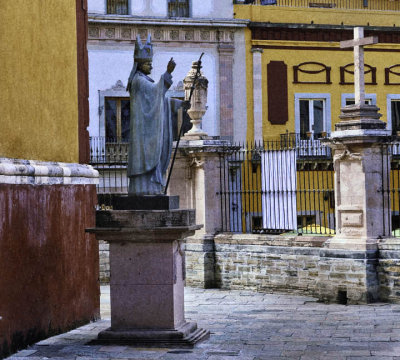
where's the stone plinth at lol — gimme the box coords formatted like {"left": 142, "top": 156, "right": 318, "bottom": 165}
{"left": 327, "top": 104, "right": 390, "bottom": 251}
{"left": 88, "top": 208, "right": 209, "bottom": 347}
{"left": 322, "top": 103, "right": 391, "bottom": 303}
{"left": 168, "top": 138, "right": 229, "bottom": 288}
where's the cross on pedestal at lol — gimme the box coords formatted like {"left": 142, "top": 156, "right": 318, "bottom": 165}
{"left": 340, "top": 27, "right": 378, "bottom": 106}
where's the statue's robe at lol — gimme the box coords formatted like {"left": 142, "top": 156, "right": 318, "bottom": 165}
{"left": 127, "top": 70, "right": 179, "bottom": 195}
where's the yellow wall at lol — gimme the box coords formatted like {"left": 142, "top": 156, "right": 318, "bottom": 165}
{"left": 257, "top": 40, "right": 400, "bottom": 139}
{"left": 0, "top": 0, "right": 79, "bottom": 163}
{"left": 235, "top": 4, "right": 400, "bottom": 27}
{"left": 235, "top": 4, "right": 400, "bottom": 141}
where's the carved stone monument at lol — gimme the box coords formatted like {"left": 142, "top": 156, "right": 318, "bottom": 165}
{"left": 168, "top": 61, "right": 230, "bottom": 288}
{"left": 88, "top": 37, "right": 209, "bottom": 346}
{"left": 319, "top": 27, "right": 391, "bottom": 303}
{"left": 182, "top": 61, "right": 209, "bottom": 138}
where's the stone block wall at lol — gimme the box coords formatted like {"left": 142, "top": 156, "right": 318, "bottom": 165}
{"left": 378, "top": 239, "right": 400, "bottom": 303}
{"left": 185, "top": 240, "right": 216, "bottom": 288}
{"left": 99, "top": 240, "right": 110, "bottom": 284}
{"left": 185, "top": 233, "right": 400, "bottom": 304}
{"left": 212, "top": 234, "right": 323, "bottom": 296}
{"left": 317, "top": 250, "right": 379, "bottom": 304}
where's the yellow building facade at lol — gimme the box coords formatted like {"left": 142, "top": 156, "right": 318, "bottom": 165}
{"left": 234, "top": 2, "right": 400, "bottom": 141}
{"left": 0, "top": 0, "right": 82, "bottom": 163}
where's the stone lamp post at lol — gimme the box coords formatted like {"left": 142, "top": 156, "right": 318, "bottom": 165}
{"left": 183, "top": 61, "right": 209, "bottom": 137}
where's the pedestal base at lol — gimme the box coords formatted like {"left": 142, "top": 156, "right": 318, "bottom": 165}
{"left": 317, "top": 248, "right": 379, "bottom": 304}
{"left": 99, "top": 194, "right": 179, "bottom": 210}
{"left": 90, "top": 322, "right": 210, "bottom": 348}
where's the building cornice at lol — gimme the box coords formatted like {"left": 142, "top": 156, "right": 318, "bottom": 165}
{"left": 248, "top": 22, "right": 400, "bottom": 32}
{"left": 88, "top": 14, "right": 249, "bottom": 28}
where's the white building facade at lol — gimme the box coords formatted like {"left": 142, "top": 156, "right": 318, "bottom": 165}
{"left": 87, "top": 0, "right": 248, "bottom": 145}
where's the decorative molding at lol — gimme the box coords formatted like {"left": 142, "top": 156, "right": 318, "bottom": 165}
{"left": 189, "top": 156, "right": 204, "bottom": 168}
{"left": 88, "top": 23, "right": 235, "bottom": 45}
{"left": 385, "top": 64, "right": 400, "bottom": 85}
{"left": 105, "top": 27, "right": 116, "bottom": 38}
{"left": 111, "top": 80, "right": 126, "bottom": 91}
{"left": 121, "top": 27, "right": 131, "bottom": 39}
{"left": 340, "top": 63, "right": 377, "bottom": 85}
{"left": 89, "top": 27, "right": 99, "bottom": 37}
{"left": 0, "top": 158, "right": 99, "bottom": 185}
{"left": 293, "top": 62, "right": 331, "bottom": 84}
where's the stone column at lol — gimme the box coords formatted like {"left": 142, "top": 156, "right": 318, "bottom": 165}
{"left": 319, "top": 104, "right": 391, "bottom": 304}
{"left": 89, "top": 207, "right": 209, "bottom": 346}
{"left": 168, "top": 139, "right": 230, "bottom": 288}
{"left": 251, "top": 48, "right": 263, "bottom": 142}
{"left": 218, "top": 44, "right": 234, "bottom": 139}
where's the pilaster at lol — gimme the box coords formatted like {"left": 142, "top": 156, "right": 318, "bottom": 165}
{"left": 218, "top": 44, "right": 235, "bottom": 139}
{"left": 168, "top": 139, "right": 230, "bottom": 288}
{"left": 251, "top": 48, "right": 263, "bottom": 142}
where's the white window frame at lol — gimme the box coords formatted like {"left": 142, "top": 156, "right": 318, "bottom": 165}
{"left": 387, "top": 94, "right": 400, "bottom": 133}
{"left": 341, "top": 93, "right": 376, "bottom": 107}
{"left": 295, "top": 93, "right": 331, "bottom": 136}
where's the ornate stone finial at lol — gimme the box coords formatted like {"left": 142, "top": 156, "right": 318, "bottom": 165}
{"left": 134, "top": 34, "right": 153, "bottom": 62}
{"left": 183, "top": 61, "right": 209, "bottom": 137}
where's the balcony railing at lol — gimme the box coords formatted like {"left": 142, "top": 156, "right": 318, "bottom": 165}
{"left": 90, "top": 137, "right": 128, "bottom": 164}
{"left": 234, "top": 0, "right": 400, "bottom": 11}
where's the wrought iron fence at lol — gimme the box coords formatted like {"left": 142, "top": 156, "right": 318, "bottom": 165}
{"left": 234, "top": 0, "right": 400, "bottom": 11}
{"left": 380, "top": 141, "right": 400, "bottom": 237}
{"left": 218, "top": 138, "right": 335, "bottom": 235}
{"left": 90, "top": 137, "right": 128, "bottom": 200}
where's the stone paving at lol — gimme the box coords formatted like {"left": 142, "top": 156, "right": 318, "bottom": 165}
{"left": 6, "top": 286, "right": 400, "bottom": 360}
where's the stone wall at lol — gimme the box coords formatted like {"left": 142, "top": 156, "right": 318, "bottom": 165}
{"left": 185, "top": 233, "right": 400, "bottom": 304}
{"left": 210, "top": 234, "right": 325, "bottom": 296}
{"left": 378, "top": 239, "right": 400, "bottom": 304}
{"left": 99, "top": 241, "right": 110, "bottom": 284}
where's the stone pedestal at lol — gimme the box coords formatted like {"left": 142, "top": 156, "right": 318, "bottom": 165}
{"left": 168, "top": 138, "right": 229, "bottom": 288}
{"left": 320, "top": 104, "right": 391, "bottom": 303}
{"left": 88, "top": 208, "right": 209, "bottom": 347}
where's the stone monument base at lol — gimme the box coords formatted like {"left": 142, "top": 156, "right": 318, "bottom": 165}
{"left": 88, "top": 207, "right": 209, "bottom": 348}
{"left": 317, "top": 248, "right": 379, "bottom": 304}
{"left": 99, "top": 194, "right": 179, "bottom": 210}
{"left": 91, "top": 322, "right": 209, "bottom": 347}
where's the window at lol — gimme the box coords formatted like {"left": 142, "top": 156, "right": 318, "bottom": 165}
{"left": 341, "top": 93, "right": 376, "bottom": 107}
{"left": 107, "top": 0, "right": 129, "bottom": 15}
{"left": 105, "top": 97, "right": 130, "bottom": 141}
{"left": 168, "top": 0, "right": 190, "bottom": 17}
{"left": 295, "top": 93, "right": 331, "bottom": 140}
{"left": 388, "top": 96, "right": 400, "bottom": 136}
{"left": 299, "top": 99, "right": 325, "bottom": 139}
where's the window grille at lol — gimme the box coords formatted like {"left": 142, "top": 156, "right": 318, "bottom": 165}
{"left": 168, "top": 0, "right": 190, "bottom": 17}
{"left": 107, "top": 0, "right": 129, "bottom": 15}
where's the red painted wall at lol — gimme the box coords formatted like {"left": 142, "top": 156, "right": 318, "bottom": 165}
{"left": 0, "top": 184, "right": 99, "bottom": 358}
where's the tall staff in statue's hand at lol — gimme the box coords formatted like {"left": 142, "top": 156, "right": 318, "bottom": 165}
{"left": 164, "top": 52, "right": 205, "bottom": 195}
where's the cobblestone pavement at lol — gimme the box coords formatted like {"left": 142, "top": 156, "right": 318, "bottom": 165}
{"left": 7, "top": 286, "right": 400, "bottom": 360}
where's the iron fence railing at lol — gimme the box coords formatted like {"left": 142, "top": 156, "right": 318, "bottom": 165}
{"left": 381, "top": 141, "right": 400, "bottom": 237}
{"left": 90, "top": 136, "right": 128, "bottom": 164}
{"left": 234, "top": 0, "right": 400, "bottom": 11}
{"left": 218, "top": 139, "right": 335, "bottom": 235}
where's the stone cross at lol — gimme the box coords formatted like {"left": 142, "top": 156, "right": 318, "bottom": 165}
{"left": 340, "top": 27, "right": 378, "bottom": 106}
